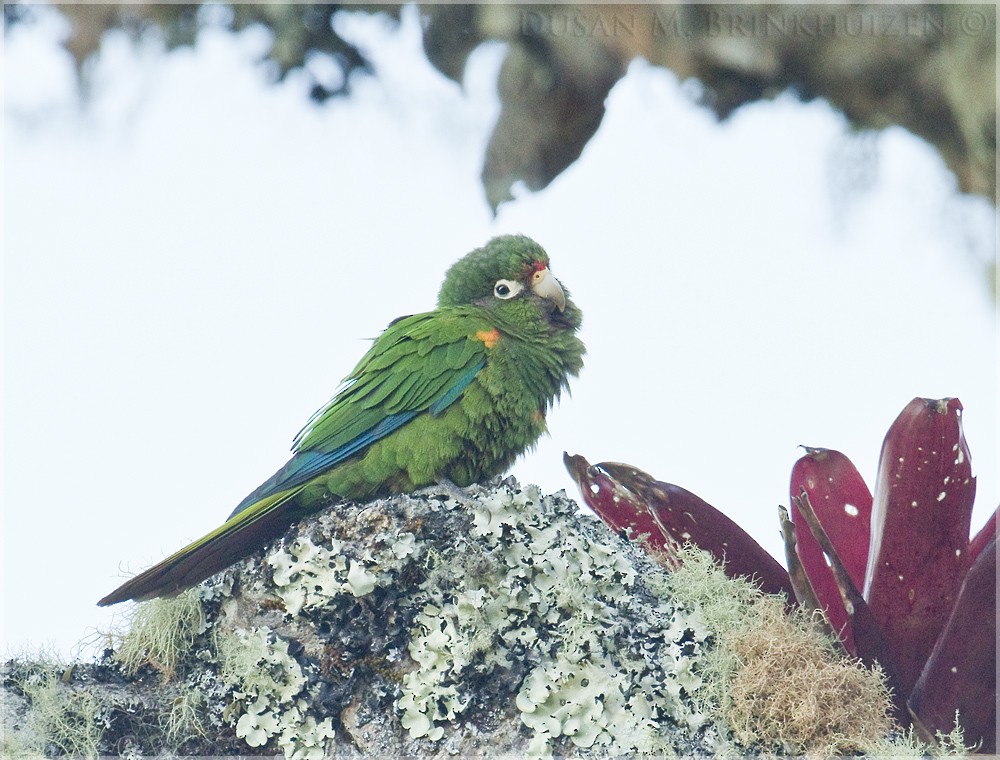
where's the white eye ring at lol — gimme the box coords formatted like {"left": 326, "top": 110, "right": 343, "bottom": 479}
{"left": 493, "top": 279, "right": 523, "bottom": 300}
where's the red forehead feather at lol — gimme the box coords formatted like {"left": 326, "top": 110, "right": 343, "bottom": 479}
{"left": 518, "top": 259, "right": 548, "bottom": 280}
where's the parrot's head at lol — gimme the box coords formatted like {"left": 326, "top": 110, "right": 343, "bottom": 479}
{"left": 437, "top": 235, "right": 581, "bottom": 332}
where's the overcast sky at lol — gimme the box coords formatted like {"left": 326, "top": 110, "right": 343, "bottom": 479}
{"left": 4, "top": 6, "right": 996, "bottom": 658}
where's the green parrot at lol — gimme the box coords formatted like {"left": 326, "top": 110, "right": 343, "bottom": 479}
{"left": 98, "top": 235, "right": 584, "bottom": 606}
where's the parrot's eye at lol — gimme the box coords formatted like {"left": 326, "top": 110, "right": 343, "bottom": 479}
{"left": 493, "top": 279, "right": 523, "bottom": 300}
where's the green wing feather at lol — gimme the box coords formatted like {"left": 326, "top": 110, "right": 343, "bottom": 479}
{"left": 293, "top": 312, "right": 488, "bottom": 448}
{"left": 97, "top": 309, "right": 492, "bottom": 606}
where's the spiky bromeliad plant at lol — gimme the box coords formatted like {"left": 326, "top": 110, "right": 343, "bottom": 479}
{"left": 566, "top": 397, "right": 996, "bottom": 753}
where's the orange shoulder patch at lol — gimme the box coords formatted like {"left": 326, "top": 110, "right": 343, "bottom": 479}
{"left": 475, "top": 328, "right": 501, "bottom": 349}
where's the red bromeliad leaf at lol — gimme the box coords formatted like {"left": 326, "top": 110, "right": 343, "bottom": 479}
{"left": 563, "top": 453, "right": 676, "bottom": 562}
{"left": 790, "top": 447, "right": 872, "bottom": 584}
{"left": 567, "top": 456, "right": 795, "bottom": 598}
{"left": 630, "top": 476, "right": 796, "bottom": 599}
{"left": 865, "top": 397, "right": 977, "bottom": 696}
{"left": 909, "top": 535, "right": 996, "bottom": 753}
{"left": 969, "top": 506, "right": 997, "bottom": 563}
{"left": 789, "top": 448, "right": 873, "bottom": 655}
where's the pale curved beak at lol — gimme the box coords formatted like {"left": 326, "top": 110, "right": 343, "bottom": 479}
{"left": 530, "top": 267, "right": 566, "bottom": 312}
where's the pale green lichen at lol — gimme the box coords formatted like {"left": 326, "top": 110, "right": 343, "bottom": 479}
{"left": 4, "top": 662, "right": 105, "bottom": 758}
{"left": 268, "top": 536, "right": 349, "bottom": 615}
{"left": 391, "top": 530, "right": 417, "bottom": 559}
{"left": 161, "top": 684, "right": 208, "bottom": 747}
{"left": 217, "top": 626, "right": 335, "bottom": 759}
{"left": 397, "top": 483, "right": 709, "bottom": 758}
{"left": 267, "top": 531, "right": 398, "bottom": 615}
{"left": 855, "top": 711, "right": 974, "bottom": 757}
{"left": 398, "top": 605, "right": 470, "bottom": 741}
{"left": 931, "top": 719, "right": 974, "bottom": 755}
{"left": 113, "top": 587, "right": 207, "bottom": 680}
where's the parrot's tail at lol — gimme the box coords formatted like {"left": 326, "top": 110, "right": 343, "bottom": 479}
{"left": 97, "top": 486, "right": 308, "bottom": 606}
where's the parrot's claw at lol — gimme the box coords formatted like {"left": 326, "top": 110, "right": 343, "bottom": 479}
{"left": 417, "top": 478, "right": 472, "bottom": 504}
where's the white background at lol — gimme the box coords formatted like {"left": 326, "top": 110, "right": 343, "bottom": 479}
{"left": 4, "top": 7, "right": 996, "bottom": 658}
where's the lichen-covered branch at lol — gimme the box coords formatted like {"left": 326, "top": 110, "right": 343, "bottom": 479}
{"left": 3, "top": 479, "right": 946, "bottom": 758}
